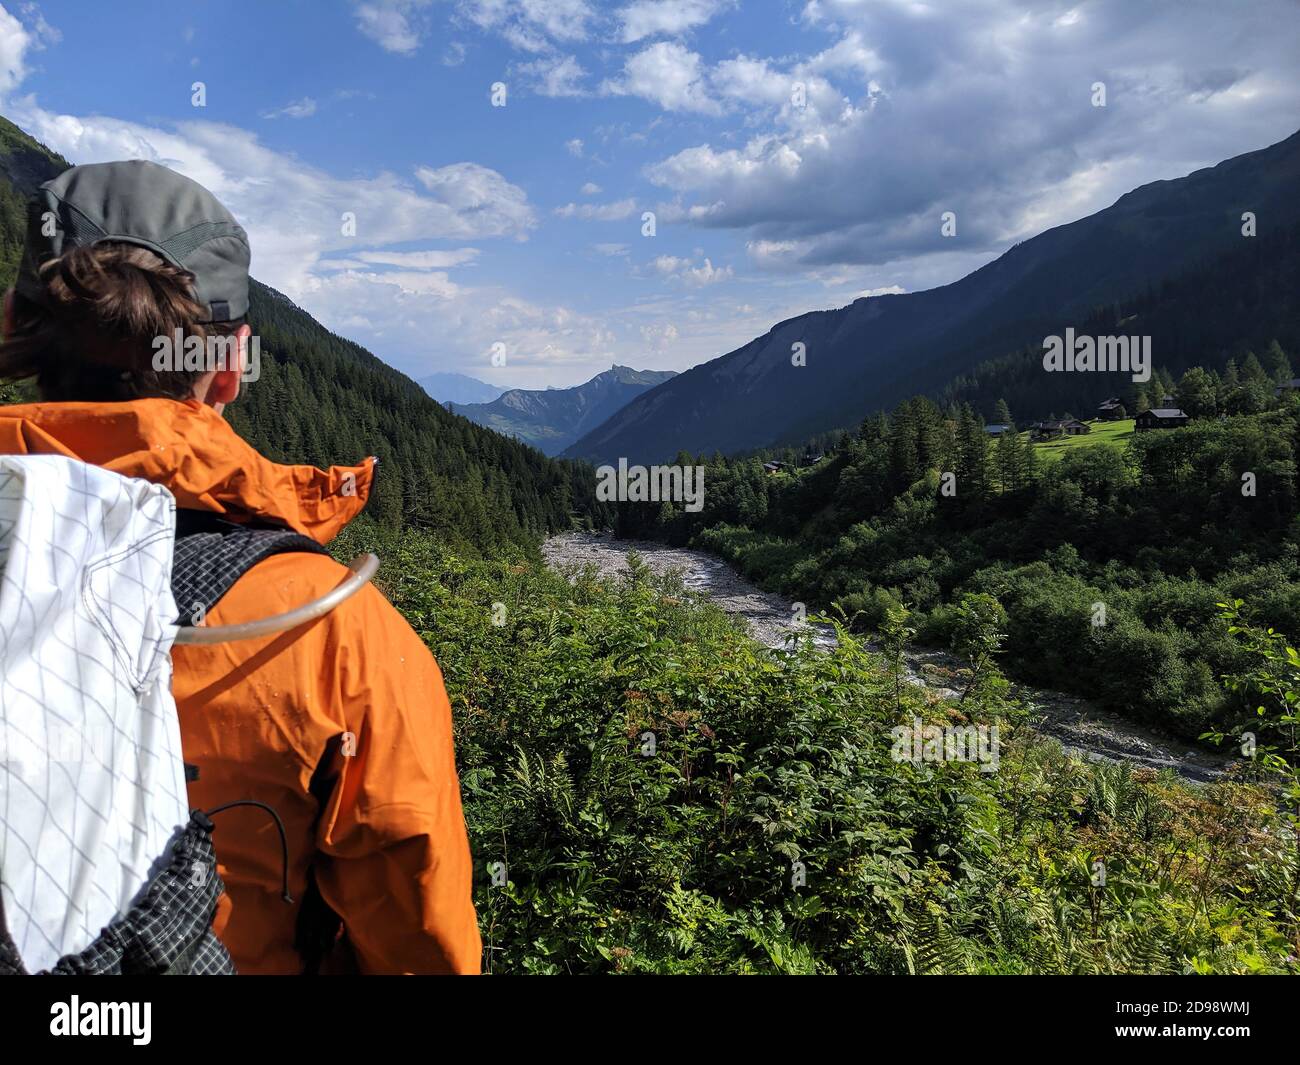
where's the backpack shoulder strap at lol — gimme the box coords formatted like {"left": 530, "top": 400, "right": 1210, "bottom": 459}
{"left": 171, "top": 509, "right": 345, "bottom": 973}
{"left": 172, "top": 509, "right": 329, "bottom": 625}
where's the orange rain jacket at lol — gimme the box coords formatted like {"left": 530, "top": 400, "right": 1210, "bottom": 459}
{"left": 0, "top": 398, "right": 481, "bottom": 974}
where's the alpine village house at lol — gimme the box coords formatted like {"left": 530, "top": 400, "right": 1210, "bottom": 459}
{"left": 1134, "top": 394, "right": 1189, "bottom": 432}
{"left": 1028, "top": 393, "right": 1189, "bottom": 440}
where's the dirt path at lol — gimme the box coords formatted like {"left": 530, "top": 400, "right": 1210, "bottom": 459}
{"left": 542, "top": 532, "right": 1234, "bottom": 782}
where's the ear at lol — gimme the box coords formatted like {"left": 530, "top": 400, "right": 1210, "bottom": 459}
{"left": 205, "top": 323, "right": 250, "bottom": 413}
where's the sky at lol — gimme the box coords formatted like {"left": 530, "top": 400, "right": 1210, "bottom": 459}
{"left": 1, "top": 0, "right": 1299, "bottom": 390}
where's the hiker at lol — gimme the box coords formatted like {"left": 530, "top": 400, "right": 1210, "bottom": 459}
{"left": 0, "top": 160, "right": 480, "bottom": 974}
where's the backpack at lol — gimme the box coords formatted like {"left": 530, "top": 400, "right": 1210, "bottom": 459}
{"left": 0, "top": 454, "right": 326, "bottom": 975}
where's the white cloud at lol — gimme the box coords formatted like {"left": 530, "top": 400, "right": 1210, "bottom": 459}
{"left": 269, "top": 261, "right": 625, "bottom": 388}
{"left": 640, "top": 321, "right": 679, "bottom": 350}
{"left": 603, "top": 41, "right": 721, "bottom": 114}
{"left": 0, "top": 1, "right": 57, "bottom": 97}
{"left": 592, "top": 242, "right": 629, "bottom": 256}
{"left": 0, "top": 5, "right": 32, "bottom": 95}
{"left": 580, "top": 181, "right": 602, "bottom": 194}
{"left": 565, "top": 137, "right": 584, "bottom": 156}
{"left": 803, "top": 28, "right": 878, "bottom": 81}
{"left": 709, "top": 55, "right": 788, "bottom": 108}
{"left": 407, "top": 298, "right": 603, "bottom": 388}
{"left": 354, "top": 248, "right": 481, "bottom": 268}
{"left": 351, "top": 0, "right": 432, "bottom": 55}
{"left": 648, "top": 253, "right": 732, "bottom": 285}
{"left": 517, "top": 53, "right": 587, "bottom": 97}
{"left": 457, "top": 0, "right": 594, "bottom": 49}
{"left": 260, "top": 96, "right": 318, "bottom": 120}
{"left": 617, "top": 0, "right": 731, "bottom": 43}
{"left": 599, "top": 39, "right": 851, "bottom": 123}
{"left": 554, "top": 198, "right": 637, "bottom": 220}
{"left": 18, "top": 2, "right": 59, "bottom": 46}
{"left": 709, "top": 54, "right": 847, "bottom": 124}
{"left": 650, "top": 255, "right": 685, "bottom": 274}
{"left": 350, "top": 269, "right": 462, "bottom": 298}
{"left": 653, "top": 198, "right": 725, "bottom": 224}
{"left": 413, "top": 162, "right": 535, "bottom": 237}
{"left": 744, "top": 239, "right": 801, "bottom": 269}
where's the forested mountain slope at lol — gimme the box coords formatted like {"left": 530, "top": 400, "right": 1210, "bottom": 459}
{"left": 938, "top": 222, "right": 1300, "bottom": 421}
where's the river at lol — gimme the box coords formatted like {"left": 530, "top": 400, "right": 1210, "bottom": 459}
{"left": 542, "top": 531, "right": 1233, "bottom": 782}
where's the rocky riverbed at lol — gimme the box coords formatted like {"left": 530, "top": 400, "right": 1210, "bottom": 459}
{"left": 542, "top": 531, "right": 1234, "bottom": 783}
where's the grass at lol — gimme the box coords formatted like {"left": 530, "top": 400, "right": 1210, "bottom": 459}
{"left": 1027, "top": 418, "right": 1134, "bottom": 462}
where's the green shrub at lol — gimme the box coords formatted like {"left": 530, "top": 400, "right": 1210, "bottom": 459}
{"left": 338, "top": 525, "right": 1298, "bottom": 974}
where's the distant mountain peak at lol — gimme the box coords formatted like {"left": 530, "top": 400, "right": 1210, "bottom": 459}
{"left": 418, "top": 372, "right": 514, "bottom": 406}
{"left": 454, "top": 364, "right": 677, "bottom": 455}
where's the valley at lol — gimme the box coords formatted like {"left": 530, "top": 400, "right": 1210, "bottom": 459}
{"left": 542, "top": 531, "right": 1234, "bottom": 782}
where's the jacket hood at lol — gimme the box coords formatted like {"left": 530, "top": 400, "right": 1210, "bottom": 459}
{"left": 0, "top": 399, "right": 373, "bottom": 544}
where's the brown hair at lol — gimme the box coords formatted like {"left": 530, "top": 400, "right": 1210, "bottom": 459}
{"left": 0, "top": 242, "right": 245, "bottom": 402}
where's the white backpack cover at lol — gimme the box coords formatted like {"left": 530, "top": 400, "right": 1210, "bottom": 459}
{"left": 0, "top": 453, "right": 189, "bottom": 973}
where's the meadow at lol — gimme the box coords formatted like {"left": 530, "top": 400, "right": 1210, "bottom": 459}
{"left": 1028, "top": 418, "right": 1135, "bottom": 462}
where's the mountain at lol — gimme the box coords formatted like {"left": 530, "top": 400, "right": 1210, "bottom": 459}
{"left": 565, "top": 128, "right": 1300, "bottom": 465}
{"left": 0, "top": 116, "right": 63, "bottom": 286}
{"left": 455, "top": 364, "right": 677, "bottom": 455}
{"left": 418, "top": 371, "right": 513, "bottom": 406}
{"left": 0, "top": 114, "right": 607, "bottom": 555}
{"left": 936, "top": 221, "right": 1300, "bottom": 422}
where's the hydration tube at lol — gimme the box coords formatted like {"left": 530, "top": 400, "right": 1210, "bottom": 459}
{"left": 172, "top": 553, "right": 381, "bottom": 645}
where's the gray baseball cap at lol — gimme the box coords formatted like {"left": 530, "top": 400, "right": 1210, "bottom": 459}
{"left": 15, "top": 159, "right": 251, "bottom": 322}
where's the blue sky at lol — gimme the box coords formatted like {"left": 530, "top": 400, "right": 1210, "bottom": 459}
{"left": 2, "top": 0, "right": 1299, "bottom": 389}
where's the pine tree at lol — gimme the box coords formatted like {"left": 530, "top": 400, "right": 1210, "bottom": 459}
{"left": 1019, "top": 432, "right": 1041, "bottom": 487}
{"left": 1264, "top": 340, "right": 1293, "bottom": 383}
{"left": 887, "top": 404, "right": 922, "bottom": 491}
{"left": 955, "top": 404, "right": 990, "bottom": 500}
{"left": 1241, "top": 351, "right": 1270, "bottom": 384}
{"left": 993, "top": 429, "right": 1019, "bottom": 493}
